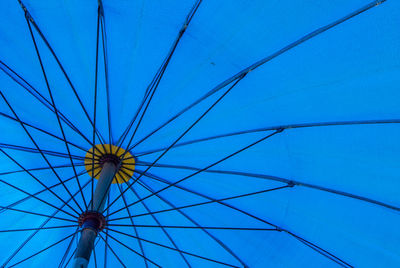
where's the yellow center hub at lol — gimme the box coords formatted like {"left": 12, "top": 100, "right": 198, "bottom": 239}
{"left": 84, "top": 144, "right": 135, "bottom": 184}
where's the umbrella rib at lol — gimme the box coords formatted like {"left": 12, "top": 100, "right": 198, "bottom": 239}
{"left": 0, "top": 101, "right": 82, "bottom": 214}
{"left": 1, "top": 90, "right": 86, "bottom": 213}
{"left": 96, "top": 238, "right": 102, "bottom": 268}
{"left": 91, "top": 3, "right": 101, "bottom": 210}
{"left": 103, "top": 192, "right": 111, "bottom": 268}
{"left": 134, "top": 119, "right": 400, "bottom": 157}
{"left": 103, "top": 239, "right": 108, "bottom": 268}
{"left": 98, "top": 233, "right": 128, "bottom": 268}
{"left": 136, "top": 174, "right": 352, "bottom": 267}
{"left": 0, "top": 206, "right": 75, "bottom": 223}
{"left": 132, "top": 177, "right": 249, "bottom": 267}
{"left": 1, "top": 177, "right": 90, "bottom": 267}
{"left": 115, "top": 0, "right": 203, "bottom": 148}
{"left": 0, "top": 60, "right": 93, "bottom": 146}
{"left": 108, "top": 224, "right": 278, "bottom": 231}
{"left": 0, "top": 225, "right": 77, "bottom": 233}
{"left": 116, "top": 183, "right": 149, "bottom": 268}
{"left": 0, "top": 167, "right": 97, "bottom": 216}
{"left": 98, "top": 2, "right": 113, "bottom": 146}
{"left": 0, "top": 137, "right": 83, "bottom": 215}
{"left": 64, "top": 248, "right": 77, "bottom": 268}
{"left": 110, "top": 175, "right": 290, "bottom": 221}
{"left": 290, "top": 234, "right": 351, "bottom": 268}
{"left": 126, "top": 0, "right": 387, "bottom": 152}
{"left": 141, "top": 0, "right": 201, "bottom": 102}
{"left": 101, "top": 232, "right": 162, "bottom": 268}
{"left": 0, "top": 111, "right": 90, "bottom": 155}
{"left": 0, "top": 162, "right": 85, "bottom": 177}
{"left": 17, "top": 0, "right": 107, "bottom": 144}
{"left": 115, "top": 59, "right": 162, "bottom": 154}
{"left": 106, "top": 228, "right": 240, "bottom": 268}
{"left": 104, "top": 76, "right": 247, "bottom": 214}
{"left": 0, "top": 148, "right": 81, "bottom": 217}
{"left": 0, "top": 178, "right": 75, "bottom": 219}
{"left": 133, "top": 161, "right": 400, "bottom": 212}
{"left": 89, "top": 3, "right": 113, "bottom": 210}
{"left": 1, "top": 171, "right": 93, "bottom": 219}
{"left": 128, "top": 174, "right": 355, "bottom": 265}
{"left": 58, "top": 227, "right": 79, "bottom": 268}
{"left": 25, "top": 16, "right": 89, "bottom": 209}
{"left": 107, "top": 129, "right": 282, "bottom": 217}
{"left": 129, "top": 184, "right": 192, "bottom": 267}
{"left": 0, "top": 143, "right": 85, "bottom": 161}
{"left": 8, "top": 230, "right": 78, "bottom": 268}
{"left": 118, "top": 166, "right": 194, "bottom": 267}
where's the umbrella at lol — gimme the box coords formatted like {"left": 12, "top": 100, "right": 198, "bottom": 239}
{"left": 0, "top": 0, "right": 399, "bottom": 267}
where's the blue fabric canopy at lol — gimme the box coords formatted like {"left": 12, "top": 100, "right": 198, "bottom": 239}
{"left": 0, "top": 0, "right": 399, "bottom": 267}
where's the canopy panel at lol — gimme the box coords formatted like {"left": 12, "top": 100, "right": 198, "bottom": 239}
{"left": 0, "top": 0, "right": 399, "bottom": 267}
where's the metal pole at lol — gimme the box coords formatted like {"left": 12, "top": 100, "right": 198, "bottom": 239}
{"left": 73, "top": 162, "right": 116, "bottom": 268}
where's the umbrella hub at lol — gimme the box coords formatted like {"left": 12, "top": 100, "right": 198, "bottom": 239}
{"left": 78, "top": 211, "right": 106, "bottom": 232}
{"left": 99, "top": 153, "right": 121, "bottom": 166}
{"left": 84, "top": 144, "right": 136, "bottom": 184}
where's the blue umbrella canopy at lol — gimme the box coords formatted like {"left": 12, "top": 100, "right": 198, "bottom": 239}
{"left": 0, "top": 0, "right": 399, "bottom": 267}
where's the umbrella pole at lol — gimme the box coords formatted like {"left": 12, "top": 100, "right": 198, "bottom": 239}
{"left": 73, "top": 162, "right": 117, "bottom": 268}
